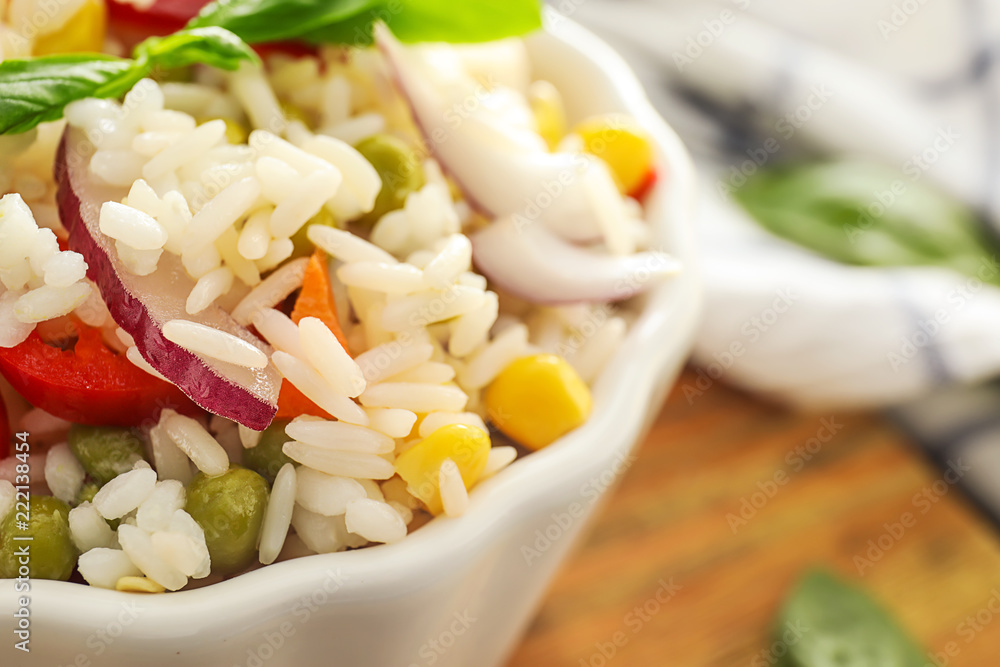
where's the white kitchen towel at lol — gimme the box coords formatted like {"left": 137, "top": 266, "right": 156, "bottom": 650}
{"left": 556, "top": 0, "right": 1000, "bottom": 410}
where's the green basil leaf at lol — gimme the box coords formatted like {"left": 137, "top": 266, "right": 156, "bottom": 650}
{"left": 191, "top": 0, "right": 543, "bottom": 46}
{"left": 134, "top": 27, "right": 260, "bottom": 72}
{"left": 0, "top": 55, "right": 137, "bottom": 135}
{"left": 735, "top": 160, "right": 1000, "bottom": 286}
{"left": 188, "top": 0, "right": 381, "bottom": 44}
{"left": 777, "top": 570, "right": 926, "bottom": 667}
{"left": 380, "top": 0, "right": 543, "bottom": 44}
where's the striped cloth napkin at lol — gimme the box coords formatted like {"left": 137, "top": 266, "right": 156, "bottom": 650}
{"left": 559, "top": 0, "right": 1000, "bottom": 518}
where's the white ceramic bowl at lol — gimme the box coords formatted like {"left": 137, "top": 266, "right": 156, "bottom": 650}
{"left": 1, "top": 19, "right": 700, "bottom": 667}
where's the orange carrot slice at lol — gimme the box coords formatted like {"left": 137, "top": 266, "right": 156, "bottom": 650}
{"left": 277, "top": 249, "right": 351, "bottom": 420}
{"left": 291, "top": 249, "right": 350, "bottom": 353}
{"left": 276, "top": 380, "right": 334, "bottom": 420}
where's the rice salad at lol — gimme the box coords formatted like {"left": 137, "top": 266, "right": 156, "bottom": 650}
{"left": 0, "top": 0, "right": 678, "bottom": 592}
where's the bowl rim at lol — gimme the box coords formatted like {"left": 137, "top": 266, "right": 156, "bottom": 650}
{"left": 10, "top": 18, "right": 701, "bottom": 625}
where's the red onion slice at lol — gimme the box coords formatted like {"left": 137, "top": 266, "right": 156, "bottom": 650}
{"left": 56, "top": 127, "right": 280, "bottom": 430}
{"left": 375, "top": 24, "right": 619, "bottom": 244}
{"left": 470, "top": 217, "right": 680, "bottom": 305}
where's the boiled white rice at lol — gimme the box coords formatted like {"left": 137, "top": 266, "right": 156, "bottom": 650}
{"left": 135, "top": 480, "right": 186, "bottom": 533}
{"left": 481, "top": 446, "right": 518, "bottom": 478}
{"left": 160, "top": 413, "right": 230, "bottom": 477}
{"left": 271, "top": 351, "right": 369, "bottom": 425}
{"left": 286, "top": 417, "right": 394, "bottom": 454}
{"left": 298, "top": 316, "right": 366, "bottom": 397}
{"left": 364, "top": 408, "right": 418, "bottom": 439}
{"left": 359, "top": 382, "right": 468, "bottom": 413}
{"left": 43, "top": 443, "right": 85, "bottom": 504}
{"left": 258, "top": 462, "right": 296, "bottom": 565}
{"left": 343, "top": 498, "right": 406, "bottom": 544}
{"left": 163, "top": 319, "right": 268, "bottom": 369}
{"left": 294, "top": 467, "right": 366, "bottom": 516}
{"left": 230, "top": 257, "right": 309, "bottom": 325}
{"left": 438, "top": 459, "right": 469, "bottom": 518}
{"left": 117, "top": 524, "right": 188, "bottom": 591}
{"left": 68, "top": 502, "right": 118, "bottom": 552}
{"left": 93, "top": 466, "right": 158, "bottom": 520}
{"left": 282, "top": 441, "right": 394, "bottom": 480}
{"left": 77, "top": 548, "right": 143, "bottom": 590}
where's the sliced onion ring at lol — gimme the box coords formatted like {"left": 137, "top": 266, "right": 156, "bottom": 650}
{"left": 471, "top": 216, "right": 680, "bottom": 305}
{"left": 375, "top": 23, "right": 624, "bottom": 245}
{"left": 56, "top": 126, "right": 280, "bottom": 430}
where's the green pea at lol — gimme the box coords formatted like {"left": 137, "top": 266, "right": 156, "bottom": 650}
{"left": 0, "top": 495, "right": 77, "bottom": 581}
{"left": 77, "top": 482, "right": 99, "bottom": 506}
{"left": 242, "top": 418, "right": 294, "bottom": 483}
{"left": 355, "top": 134, "right": 425, "bottom": 226}
{"left": 68, "top": 425, "right": 146, "bottom": 486}
{"left": 185, "top": 465, "right": 269, "bottom": 575}
{"left": 290, "top": 208, "right": 341, "bottom": 258}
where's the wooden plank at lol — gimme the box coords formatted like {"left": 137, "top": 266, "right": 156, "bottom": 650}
{"left": 508, "top": 369, "right": 1000, "bottom": 666}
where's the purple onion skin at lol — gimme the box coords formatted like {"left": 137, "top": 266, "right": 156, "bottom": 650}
{"left": 56, "top": 130, "right": 277, "bottom": 430}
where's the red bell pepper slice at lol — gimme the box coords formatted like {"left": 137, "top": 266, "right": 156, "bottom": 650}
{"left": 0, "top": 391, "right": 8, "bottom": 459}
{"left": 0, "top": 320, "right": 197, "bottom": 428}
{"left": 106, "top": 0, "right": 319, "bottom": 58}
{"left": 107, "top": 0, "right": 209, "bottom": 41}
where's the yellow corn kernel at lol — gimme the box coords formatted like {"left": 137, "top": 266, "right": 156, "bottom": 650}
{"left": 484, "top": 354, "right": 591, "bottom": 451}
{"left": 115, "top": 576, "right": 166, "bottom": 594}
{"left": 32, "top": 0, "right": 106, "bottom": 56}
{"left": 281, "top": 101, "right": 312, "bottom": 128}
{"left": 573, "top": 113, "right": 655, "bottom": 195}
{"left": 222, "top": 118, "right": 249, "bottom": 145}
{"left": 394, "top": 424, "right": 490, "bottom": 515}
{"left": 195, "top": 117, "right": 249, "bottom": 145}
{"left": 529, "top": 80, "right": 567, "bottom": 151}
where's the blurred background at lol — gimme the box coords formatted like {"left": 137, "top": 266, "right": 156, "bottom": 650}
{"left": 513, "top": 1, "right": 1000, "bottom": 665}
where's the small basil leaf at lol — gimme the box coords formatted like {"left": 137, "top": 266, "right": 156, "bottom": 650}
{"left": 381, "top": 0, "right": 543, "bottom": 44}
{"left": 735, "top": 161, "right": 1000, "bottom": 286}
{"left": 188, "top": 0, "right": 380, "bottom": 45}
{"left": 0, "top": 55, "right": 136, "bottom": 134}
{"left": 133, "top": 27, "right": 260, "bottom": 72}
{"left": 192, "top": 0, "right": 543, "bottom": 46}
{"left": 778, "top": 570, "right": 926, "bottom": 667}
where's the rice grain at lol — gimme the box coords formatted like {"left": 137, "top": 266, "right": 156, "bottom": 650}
{"left": 163, "top": 319, "right": 268, "bottom": 369}
{"left": 282, "top": 441, "right": 394, "bottom": 480}
{"left": 286, "top": 418, "right": 394, "bottom": 454}
{"left": 258, "top": 463, "right": 296, "bottom": 565}
{"left": 438, "top": 458, "right": 469, "bottom": 517}
{"left": 161, "top": 413, "right": 230, "bottom": 477}
{"left": 359, "top": 383, "right": 468, "bottom": 413}
{"left": 231, "top": 257, "right": 308, "bottom": 325}
{"left": 344, "top": 498, "right": 406, "bottom": 543}
{"left": 295, "top": 467, "right": 366, "bottom": 516}
{"left": 271, "top": 352, "right": 369, "bottom": 425}
{"left": 93, "top": 467, "right": 158, "bottom": 520}
{"left": 299, "top": 316, "right": 366, "bottom": 397}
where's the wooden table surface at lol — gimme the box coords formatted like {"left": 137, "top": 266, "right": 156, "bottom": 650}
{"left": 508, "top": 368, "right": 1000, "bottom": 666}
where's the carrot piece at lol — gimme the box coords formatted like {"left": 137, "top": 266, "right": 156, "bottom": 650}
{"left": 278, "top": 249, "right": 351, "bottom": 420}
{"left": 276, "top": 380, "right": 333, "bottom": 420}
{"left": 290, "top": 249, "right": 350, "bottom": 353}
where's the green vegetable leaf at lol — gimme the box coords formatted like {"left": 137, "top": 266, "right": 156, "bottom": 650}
{"left": 0, "top": 27, "right": 258, "bottom": 135}
{"left": 191, "top": 0, "right": 543, "bottom": 46}
{"left": 372, "top": 0, "right": 544, "bottom": 44}
{"left": 735, "top": 160, "right": 1000, "bottom": 286}
{"left": 0, "top": 55, "right": 136, "bottom": 135}
{"left": 188, "top": 0, "right": 382, "bottom": 44}
{"left": 776, "top": 570, "right": 926, "bottom": 667}
{"left": 134, "top": 27, "right": 260, "bottom": 72}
